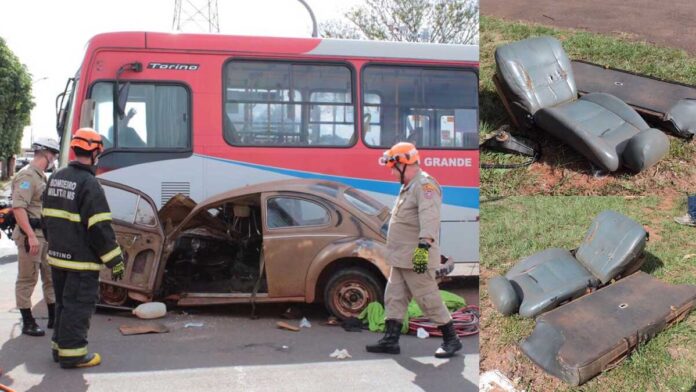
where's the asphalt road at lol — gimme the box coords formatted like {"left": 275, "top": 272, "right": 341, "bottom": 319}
{"left": 482, "top": 0, "right": 696, "bottom": 54}
{"left": 0, "top": 236, "right": 479, "bottom": 392}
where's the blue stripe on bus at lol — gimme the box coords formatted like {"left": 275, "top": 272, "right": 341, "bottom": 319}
{"left": 204, "top": 156, "right": 479, "bottom": 209}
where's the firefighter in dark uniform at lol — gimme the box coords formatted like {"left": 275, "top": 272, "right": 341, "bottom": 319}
{"left": 366, "top": 142, "right": 462, "bottom": 358}
{"left": 42, "top": 128, "right": 125, "bottom": 369}
{"left": 11, "top": 138, "right": 60, "bottom": 336}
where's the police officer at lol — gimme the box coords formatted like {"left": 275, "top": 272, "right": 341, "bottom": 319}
{"left": 366, "top": 142, "right": 462, "bottom": 358}
{"left": 42, "top": 128, "right": 125, "bottom": 369}
{"left": 11, "top": 138, "right": 60, "bottom": 336}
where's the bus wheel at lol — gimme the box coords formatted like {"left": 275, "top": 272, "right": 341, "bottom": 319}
{"left": 324, "top": 268, "right": 383, "bottom": 319}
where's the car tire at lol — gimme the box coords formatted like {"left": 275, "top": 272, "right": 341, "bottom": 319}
{"left": 324, "top": 267, "right": 384, "bottom": 320}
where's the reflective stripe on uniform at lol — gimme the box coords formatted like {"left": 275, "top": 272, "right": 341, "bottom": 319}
{"left": 42, "top": 208, "right": 81, "bottom": 222}
{"left": 88, "top": 212, "right": 112, "bottom": 228}
{"left": 100, "top": 246, "right": 122, "bottom": 264}
{"left": 52, "top": 341, "right": 59, "bottom": 350}
{"left": 59, "top": 346, "right": 88, "bottom": 357}
{"left": 48, "top": 256, "right": 102, "bottom": 271}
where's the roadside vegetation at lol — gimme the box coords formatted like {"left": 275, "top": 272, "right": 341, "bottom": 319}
{"left": 480, "top": 195, "right": 696, "bottom": 392}
{"left": 479, "top": 16, "right": 696, "bottom": 199}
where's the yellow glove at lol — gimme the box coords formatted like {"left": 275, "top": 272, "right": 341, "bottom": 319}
{"left": 111, "top": 261, "right": 125, "bottom": 281}
{"left": 412, "top": 243, "right": 430, "bottom": 274}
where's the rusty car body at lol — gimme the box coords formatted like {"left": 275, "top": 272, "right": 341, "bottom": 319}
{"left": 97, "top": 178, "right": 402, "bottom": 318}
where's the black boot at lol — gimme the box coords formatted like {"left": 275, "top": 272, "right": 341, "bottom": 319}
{"left": 435, "top": 321, "right": 462, "bottom": 358}
{"left": 47, "top": 303, "right": 55, "bottom": 329}
{"left": 366, "top": 319, "right": 401, "bottom": 354}
{"left": 19, "top": 308, "right": 45, "bottom": 337}
{"left": 60, "top": 353, "right": 102, "bottom": 369}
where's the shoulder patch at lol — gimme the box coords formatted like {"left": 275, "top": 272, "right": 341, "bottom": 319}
{"left": 19, "top": 181, "right": 31, "bottom": 190}
{"left": 422, "top": 183, "right": 436, "bottom": 199}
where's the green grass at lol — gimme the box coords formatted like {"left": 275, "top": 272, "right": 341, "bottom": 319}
{"left": 480, "top": 16, "right": 696, "bottom": 198}
{"left": 480, "top": 196, "right": 696, "bottom": 391}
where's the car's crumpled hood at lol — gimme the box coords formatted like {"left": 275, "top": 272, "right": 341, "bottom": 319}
{"left": 158, "top": 193, "right": 225, "bottom": 238}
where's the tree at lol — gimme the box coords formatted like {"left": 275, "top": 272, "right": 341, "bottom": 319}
{"left": 320, "top": 0, "right": 478, "bottom": 45}
{"left": 0, "top": 36, "right": 34, "bottom": 180}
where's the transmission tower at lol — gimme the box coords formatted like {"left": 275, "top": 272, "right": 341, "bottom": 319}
{"left": 173, "top": 0, "right": 220, "bottom": 33}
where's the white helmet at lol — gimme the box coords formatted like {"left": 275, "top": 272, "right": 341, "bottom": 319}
{"left": 32, "top": 138, "right": 60, "bottom": 154}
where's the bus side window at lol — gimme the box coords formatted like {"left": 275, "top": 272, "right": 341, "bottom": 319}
{"left": 362, "top": 66, "right": 478, "bottom": 150}
{"left": 223, "top": 61, "right": 355, "bottom": 148}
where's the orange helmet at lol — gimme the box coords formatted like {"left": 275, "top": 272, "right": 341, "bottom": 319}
{"left": 70, "top": 128, "right": 104, "bottom": 153}
{"left": 382, "top": 142, "right": 420, "bottom": 168}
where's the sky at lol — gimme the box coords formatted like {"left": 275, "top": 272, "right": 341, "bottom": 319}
{"left": 0, "top": 0, "right": 361, "bottom": 148}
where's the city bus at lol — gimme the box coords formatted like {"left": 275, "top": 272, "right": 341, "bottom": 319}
{"left": 55, "top": 32, "right": 480, "bottom": 275}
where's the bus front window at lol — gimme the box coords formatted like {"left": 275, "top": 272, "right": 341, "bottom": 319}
{"left": 90, "top": 82, "right": 190, "bottom": 150}
{"left": 362, "top": 66, "right": 479, "bottom": 150}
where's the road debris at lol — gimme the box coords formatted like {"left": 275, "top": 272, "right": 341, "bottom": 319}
{"left": 119, "top": 322, "right": 169, "bottom": 336}
{"left": 329, "top": 348, "right": 352, "bottom": 360}
{"left": 479, "top": 370, "right": 519, "bottom": 392}
{"left": 322, "top": 316, "right": 340, "bottom": 326}
{"left": 132, "top": 302, "right": 167, "bottom": 319}
{"left": 299, "top": 317, "right": 312, "bottom": 328}
{"left": 184, "top": 322, "right": 205, "bottom": 328}
{"left": 276, "top": 321, "right": 300, "bottom": 332}
{"left": 281, "top": 306, "right": 302, "bottom": 319}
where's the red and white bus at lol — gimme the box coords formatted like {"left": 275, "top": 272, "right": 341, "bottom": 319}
{"left": 56, "top": 32, "right": 479, "bottom": 274}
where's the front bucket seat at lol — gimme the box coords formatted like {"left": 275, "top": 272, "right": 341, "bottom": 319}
{"left": 494, "top": 36, "right": 670, "bottom": 173}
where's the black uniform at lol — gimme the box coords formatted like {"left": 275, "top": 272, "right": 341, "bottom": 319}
{"left": 42, "top": 161, "right": 123, "bottom": 366}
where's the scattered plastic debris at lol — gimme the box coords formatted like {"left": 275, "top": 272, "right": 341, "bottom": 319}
{"left": 299, "top": 317, "right": 312, "bottom": 328}
{"left": 132, "top": 302, "right": 167, "bottom": 319}
{"left": 416, "top": 327, "right": 429, "bottom": 339}
{"left": 276, "top": 321, "right": 300, "bottom": 332}
{"left": 184, "top": 322, "right": 205, "bottom": 328}
{"left": 479, "top": 370, "right": 519, "bottom": 392}
{"left": 329, "top": 348, "right": 352, "bottom": 360}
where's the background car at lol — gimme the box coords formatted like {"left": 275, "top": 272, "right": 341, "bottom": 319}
{"left": 98, "top": 178, "right": 401, "bottom": 318}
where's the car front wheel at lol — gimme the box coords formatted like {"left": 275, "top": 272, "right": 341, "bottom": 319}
{"left": 324, "top": 268, "right": 384, "bottom": 319}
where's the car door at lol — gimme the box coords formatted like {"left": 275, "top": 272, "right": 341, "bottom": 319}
{"left": 98, "top": 179, "right": 165, "bottom": 303}
{"left": 261, "top": 192, "right": 341, "bottom": 298}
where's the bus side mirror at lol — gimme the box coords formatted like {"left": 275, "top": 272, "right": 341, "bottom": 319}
{"left": 80, "top": 99, "right": 96, "bottom": 128}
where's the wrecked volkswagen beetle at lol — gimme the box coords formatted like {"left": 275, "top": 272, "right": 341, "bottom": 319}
{"left": 97, "top": 178, "right": 450, "bottom": 318}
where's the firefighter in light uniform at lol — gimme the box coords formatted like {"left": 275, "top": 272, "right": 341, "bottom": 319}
{"left": 42, "top": 128, "right": 125, "bottom": 369}
{"left": 366, "top": 142, "right": 462, "bottom": 358}
{"left": 11, "top": 138, "right": 60, "bottom": 336}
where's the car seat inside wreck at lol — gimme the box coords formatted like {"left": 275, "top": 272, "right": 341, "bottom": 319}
{"left": 162, "top": 195, "right": 266, "bottom": 297}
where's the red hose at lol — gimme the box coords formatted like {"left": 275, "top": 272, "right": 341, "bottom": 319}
{"left": 408, "top": 305, "right": 480, "bottom": 337}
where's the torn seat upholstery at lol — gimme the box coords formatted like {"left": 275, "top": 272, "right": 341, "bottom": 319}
{"left": 488, "top": 210, "right": 647, "bottom": 318}
{"left": 494, "top": 36, "right": 670, "bottom": 172}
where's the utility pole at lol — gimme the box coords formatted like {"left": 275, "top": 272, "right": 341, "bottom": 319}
{"left": 173, "top": 0, "right": 220, "bottom": 33}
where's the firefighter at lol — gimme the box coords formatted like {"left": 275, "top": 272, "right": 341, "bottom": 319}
{"left": 11, "top": 138, "right": 60, "bottom": 336}
{"left": 366, "top": 142, "right": 462, "bottom": 358}
{"left": 42, "top": 128, "right": 125, "bottom": 369}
